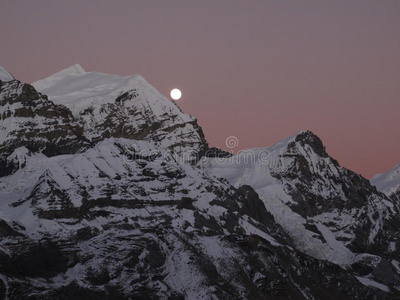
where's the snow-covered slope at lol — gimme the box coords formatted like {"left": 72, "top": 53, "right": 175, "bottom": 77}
{"left": 1, "top": 138, "right": 384, "bottom": 299}
{"left": 201, "top": 131, "right": 400, "bottom": 284}
{"left": 371, "top": 163, "right": 400, "bottom": 201}
{"left": 33, "top": 64, "right": 207, "bottom": 162}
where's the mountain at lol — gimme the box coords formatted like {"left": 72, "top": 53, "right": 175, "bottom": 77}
{"left": 371, "top": 163, "right": 400, "bottom": 201}
{"left": 0, "top": 65, "right": 398, "bottom": 299}
{"left": 201, "top": 130, "right": 400, "bottom": 288}
{"left": 32, "top": 64, "right": 207, "bottom": 163}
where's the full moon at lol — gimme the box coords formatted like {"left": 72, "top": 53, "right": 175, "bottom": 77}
{"left": 170, "top": 88, "right": 182, "bottom": 100}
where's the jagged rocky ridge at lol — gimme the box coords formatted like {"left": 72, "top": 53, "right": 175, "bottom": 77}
{"left": 201, "top": 130, "right": 400, "bottom": 293}
{"left": 0, "top": 75, "right": 86, "bottom": 176}
{"left": 32, "top": 64, "right": 207, "bottom": 162}
{"left": 0, "top": 64, "right": 207, "bottom": 178}
{"left": 0, "top": 65, "right": 398, "bottom": 299}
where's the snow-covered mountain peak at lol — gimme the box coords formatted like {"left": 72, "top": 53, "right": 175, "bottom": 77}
{"left": 202, "top": 129, "right": 400, "bottom": 267}
{"left": 32, "top": 64, "right": 86, "bottom": 92}
{"left": 253, "top": 130, "right": 327, "bottom": 158}
{"left": 292, "top": 130, "right": 329, "bottom": 158}
{"left": 371, "top": 162, "right": 400, "bottom": 200}
{"left": 372, "top": 162, "right": 400, "bottom": 182}
{"left": 32, "top": 65, "right": 182, "bottom": 116}
{"left": 50, "top": 63, "right": 86, "bottom": 77}
{"left": 5, "top": 66, "right": 207, "bottom": 162}
{"left": 0, "top": 66, "right": 14, "bottom": 82}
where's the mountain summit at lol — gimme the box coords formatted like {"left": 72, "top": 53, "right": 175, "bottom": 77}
{"left": 32, "top": 65, "right": 207, "bottom": 162}
{"left": 39, "top": 63, "right": 86, "bottom": 78}
{"left": 372, "top": 162, "right": 400, "bottom": 201}
{"left": 201, "top": 129, "right": 400, "bottom": 276}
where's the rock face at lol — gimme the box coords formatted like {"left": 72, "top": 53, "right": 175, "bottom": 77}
{"left": 0, "top": 77, "right": 86, "bottom": 176}
{"left": 0, "top": 65, "right": 399, "bottom": 299}
{"left": 371, "top": 162, "right": 400, "bottom": 201}
{"left": 32, "top": 64, "right": 207, "bottom": 162}
{"left": 201, "top": 130, "right": 400, "bottom": 290}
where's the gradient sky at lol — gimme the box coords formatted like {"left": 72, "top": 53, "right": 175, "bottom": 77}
{"left": 1, "top": 0, "right": 399, "bottom": 178}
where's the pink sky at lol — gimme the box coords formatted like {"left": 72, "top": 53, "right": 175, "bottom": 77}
{"left": 1, "top": 0, "right": 399, "bottom": 178}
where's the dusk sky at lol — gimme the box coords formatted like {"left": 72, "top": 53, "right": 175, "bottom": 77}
{"left": 1, "top": 0, "right": 399, "bottom": 178}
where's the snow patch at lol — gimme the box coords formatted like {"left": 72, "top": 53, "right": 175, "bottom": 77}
{"left": 355, "top": 276, "right": 390, "bottom": 293}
